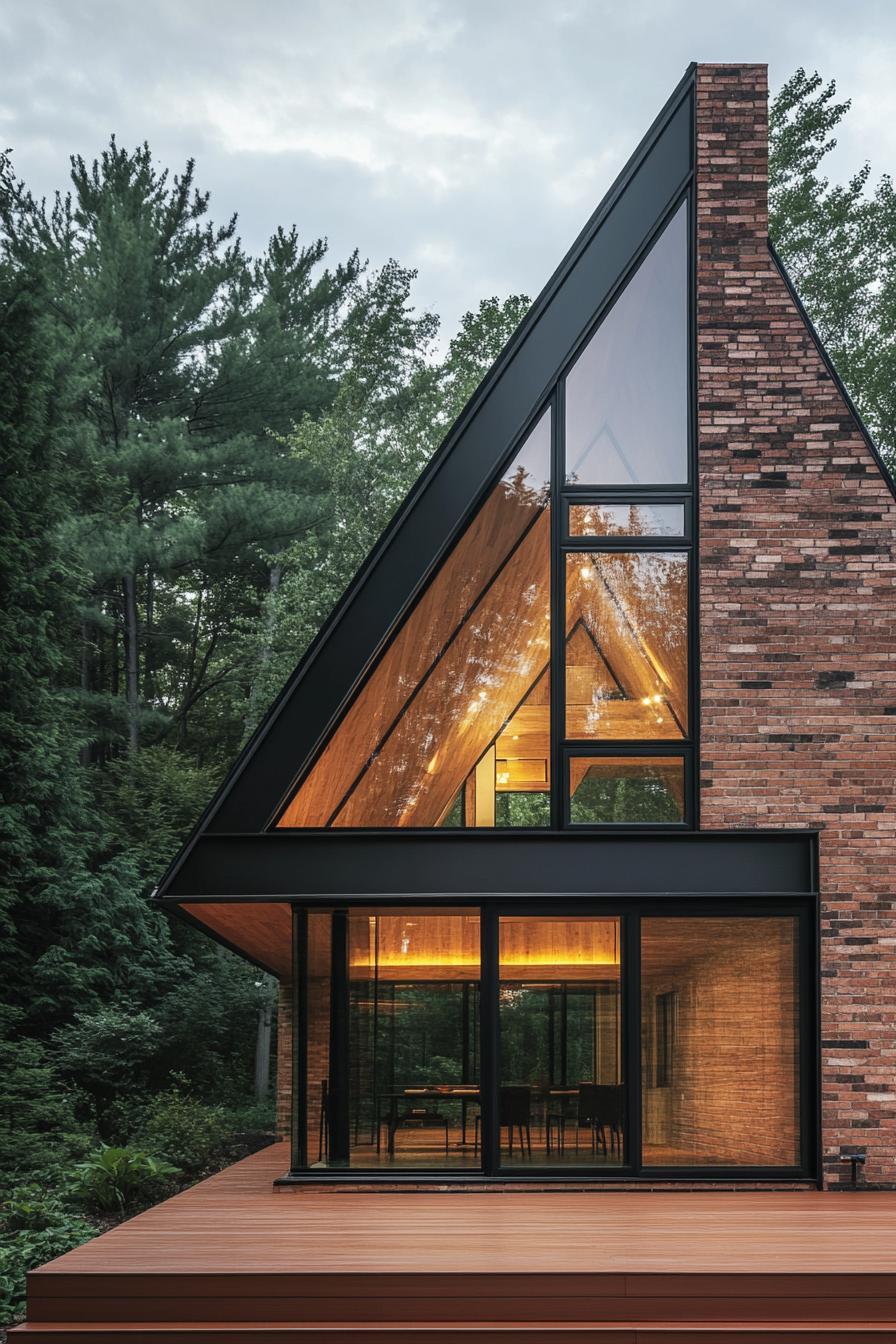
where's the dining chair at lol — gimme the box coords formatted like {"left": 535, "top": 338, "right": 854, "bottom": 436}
{"left": 473, "top": 1086, "right": 533, "bottom": 1157}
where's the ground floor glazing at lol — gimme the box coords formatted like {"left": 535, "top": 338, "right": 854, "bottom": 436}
{"left": 291, "top": 899, "right": 813, "bottom": 1179}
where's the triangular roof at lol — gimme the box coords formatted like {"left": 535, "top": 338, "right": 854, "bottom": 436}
{"left": 156, "top": 64, "right": 698, "bottom": 906}
{"left": 152, "top": 63, "right": 881, "bottom": 973}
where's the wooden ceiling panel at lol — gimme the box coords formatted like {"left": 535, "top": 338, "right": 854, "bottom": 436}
{"left": 279, "top": 453, "right": 549, "bottom": 828}
{"left": 567, "top": 552, "right": 688, "bottom": 736}
{"left": 180, "top": 902, "right": 292, "bottom": 978}
{"left": 336, "top": 510, "right": 551, "bottom": 826}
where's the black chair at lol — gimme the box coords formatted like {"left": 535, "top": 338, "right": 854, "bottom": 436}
{"left": 545, "top": 1091, "right": 569, "bottom": 1155}
{"left": 501, "top": 1085, "right": 532, "bottom": 1157}
{"left": 318, "top": 1078, "right": 328, "bottom": 1162}
{"left": 388, "top": 1105, "right": 449, "bottom": 1156}
{"left": 573, "top": 1083, "right": 602, "bottom": 1155}
{"left": 593, "top": 1084, "right": 624, "bottom": 1157}
{"left": 474, "top": 1086, "right": 533, "bottom": 1157}
{"left": 574, "top": 1082, "right": 624, "bottom": 1157}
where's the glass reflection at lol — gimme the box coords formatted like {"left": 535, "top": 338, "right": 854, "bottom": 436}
{"left": 565, "top": 552, "right": 688, "bottom": 739}
{"left": 569, "top": 756, "right": 685, "bottom": 824}
{"left": 499, "top": 915, "right": 623, "bottom": 1168}
{"left": 347, "top": 909, "right": 481, "bottom": 1169}
{"left": 279, "top": 414, "right": 552, "bottom": 828}
{"left": 569, "top": 502, "right": 685, "bottom": 538}
{"left": 565, "top": 202, "right": 687, "bottom": 486}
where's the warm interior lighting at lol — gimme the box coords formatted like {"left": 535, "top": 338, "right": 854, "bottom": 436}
{"left": 351, "top": 953, "right": 619, "bottom": 971}
{"left": 349, "top": 914, "right": 620, "bottom": 976}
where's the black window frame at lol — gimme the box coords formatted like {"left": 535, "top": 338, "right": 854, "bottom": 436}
{"left": 551, "top": 187, "right": 697, "bottom": 833}
{"left": 271, "top": 187, "right": 697, "bottom": 837}
{"left": 286, "top": 895, "right": 818, "bottom": 1185}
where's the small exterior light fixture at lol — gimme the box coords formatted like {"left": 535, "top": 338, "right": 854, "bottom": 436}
{"left": 839, "top": 1152, "right": 866, "bottom": 1187}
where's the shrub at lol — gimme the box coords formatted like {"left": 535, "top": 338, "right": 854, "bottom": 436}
{"left": 137, "top": 1076, "right": 229, "bottom": 1176}
{"left": 218, "top": 1098, "right": 277, "bottom": 1137}
{"left": 0, "top": 1188, "right": 96, "bottom": 1326}
{"left": 51, "top": 1008, "right": 163, "bottom": 1140}
{"left": 0, "top": 1010, "right": 91, "bottom": 1183}
{"left": 71, "top": 1145, "right": 179, "bottom": 1214}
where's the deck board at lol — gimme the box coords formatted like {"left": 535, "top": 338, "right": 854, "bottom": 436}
{"left": 14, "top": 1144, "right": 896, "bottom": 1339}
{"left": 31, "top": 1142, "right": 896, "bottom": 1278}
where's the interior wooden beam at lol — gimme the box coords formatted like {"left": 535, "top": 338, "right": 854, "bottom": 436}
{"left": 279, "top": 471, "right": 549, "bottom": 828}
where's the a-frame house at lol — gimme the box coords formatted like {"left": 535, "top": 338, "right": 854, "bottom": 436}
{"left": 15, "top": 60, "right": 896, "bottom": 1344}
{"left": 149, "top": 58, "right": 896, "bottom": 1188}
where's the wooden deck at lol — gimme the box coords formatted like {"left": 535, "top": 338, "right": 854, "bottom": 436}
{"left": 11, "top": 1142, "right": 896, "bottom": 1341}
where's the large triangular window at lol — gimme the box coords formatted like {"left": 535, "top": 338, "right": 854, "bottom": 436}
{"left": 279, "top": 413, "right": 552, "bottom": 828}
{"left": 277, "top": 198, "right": 691, "bottom": 830}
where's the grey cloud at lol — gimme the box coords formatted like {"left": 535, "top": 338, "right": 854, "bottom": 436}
{"left": 2, "top": 0, "right": 894, "bottom": 338}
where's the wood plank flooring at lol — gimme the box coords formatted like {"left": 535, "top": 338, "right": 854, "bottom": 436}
{"left": 11, "top": 1142, "right": 896, "bottom": 1342}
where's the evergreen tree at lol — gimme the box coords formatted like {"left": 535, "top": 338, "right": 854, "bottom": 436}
{"left": 1, "top": 141, "right": 356, "bottom": 759}
{"left": 236, "top": 290, "right": 530, "bottom": 726}
{"left": 769, "top": 69, "right": 896, "bottom": 467}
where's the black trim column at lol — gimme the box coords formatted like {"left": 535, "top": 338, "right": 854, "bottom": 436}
{"left": 622, "top": 910, "right": 641, "bottom": 1173}
{"left": 479, "top": 908, "right": 500, "bottom": 1174}
{"left": 290, "top": 904, "right": 308, "bottom": 1172}
{"left": 328, "top": 908, "right": 350, "bottom": 1164}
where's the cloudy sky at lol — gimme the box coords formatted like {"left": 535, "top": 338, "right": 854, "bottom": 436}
{"left": 3, "top": 0, "right": 895, "bottom": 341}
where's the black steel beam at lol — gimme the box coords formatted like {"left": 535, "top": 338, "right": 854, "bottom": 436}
{"left": 157, "top": 829, "right": 817, "bottom": 901}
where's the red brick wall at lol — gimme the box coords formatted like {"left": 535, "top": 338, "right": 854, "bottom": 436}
{"left": 275, "top": 983, "right": 291, "bottom": 1139}
{"left": 695, "top": 62, "right": 896, "bottom": 1189}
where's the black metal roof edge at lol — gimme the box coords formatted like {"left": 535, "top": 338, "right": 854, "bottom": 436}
{"left": 159, "top": 824, "right": 819, "bottom": 846}
{"left": 153, "top": 63, "right": 698, "bottom": 901}
{"left": 162, "top": 891, "right": 817, "bottom": 906}
{"left": 767, "top": 239, "right": 896, "bottom": 504}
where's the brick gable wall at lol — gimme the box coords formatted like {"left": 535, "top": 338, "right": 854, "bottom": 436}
{"left": 695, "top": 63, "right": 896, "bottom": 1188}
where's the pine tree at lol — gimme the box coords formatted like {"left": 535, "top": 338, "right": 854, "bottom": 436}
{"left": 769, "top": 69, "right": 896, "bottom": 467}
{"left": 1, "top": 141, "right": 358, "bottom": 759}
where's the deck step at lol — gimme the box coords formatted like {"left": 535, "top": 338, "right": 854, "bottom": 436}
{"left": 10, "top": 1321, "right": 896, "bottom": 1342}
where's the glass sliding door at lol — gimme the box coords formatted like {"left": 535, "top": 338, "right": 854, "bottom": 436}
{"left": 497, "top": 914, "right": 623, "bottom": 1168}
{"left": 299, "top": 902, "right": 810, "bottom": 1179}
{"left": 640, "top": 916, "right": 801, "bottom": 1168}
{"left": 324, "top": 907, "right": 482, "bottom": 1169}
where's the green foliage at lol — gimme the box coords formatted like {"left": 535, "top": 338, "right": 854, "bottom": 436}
{"left": 569, "top": 775, "right": 681, "bottom": 824}
{"left": 71, "top": 1145, "right": 180, "bottom": 1214}
{"left": 0, "top": 1010, "right": 91, "bottom": 1182}
{"left": 137, "top": 1076, "right": 229, "bottom": 1176}
{"left": 98, "top": 747, "right": 219, "bottom": 876}
{"left": 237, "top": 290, "right": 531, "bottom": 729}
{"left": 52, "top": 1009, "right": 164, "bottom": 1140}
{"left": 769, "top": 68, "right": 896, "bottom": 468}
{"left": 0, "top": 1203, "right": 98, "bottom": 1326}
{"left": 217, "top": 1098, "right": 278, "bottom": 1137}
{"left": 495, "top": 792, "right": 551, "bottom": 827}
